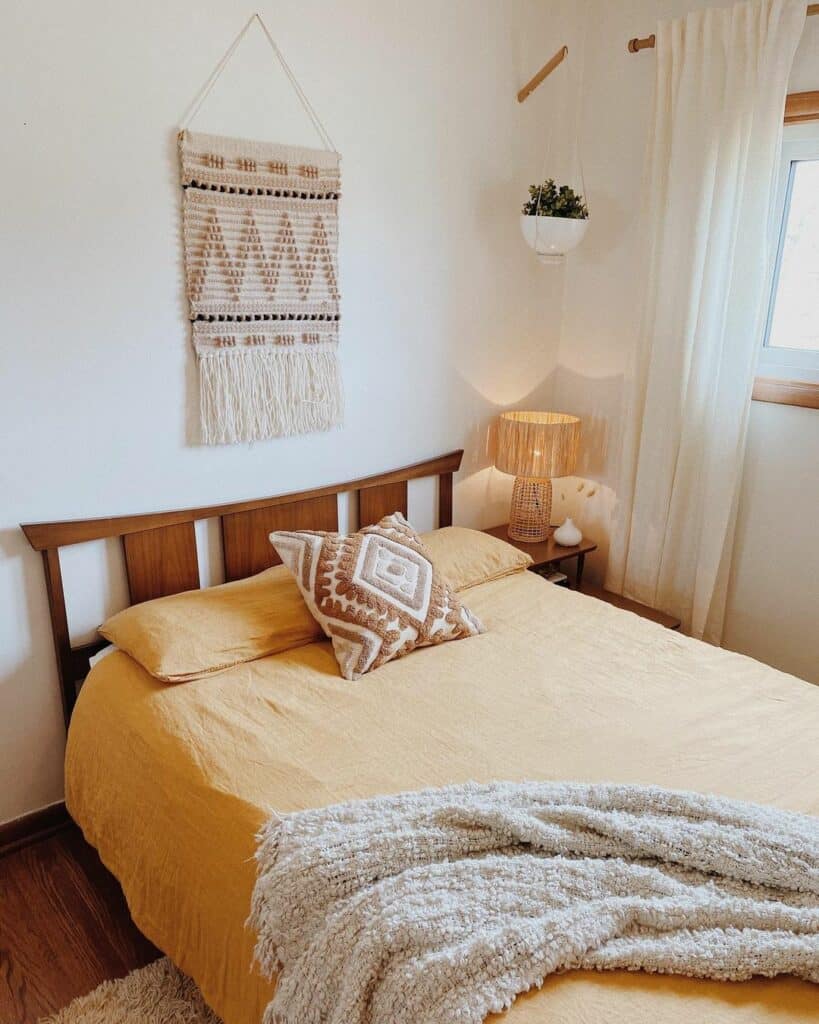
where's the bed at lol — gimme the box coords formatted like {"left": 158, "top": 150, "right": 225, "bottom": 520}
{"left": 22, "top": 451, "right": 819, "bottom": 1024}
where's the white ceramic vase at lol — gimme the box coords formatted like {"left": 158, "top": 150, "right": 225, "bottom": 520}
{"left": 554, "top": 517, "right": 582, "bottom": 547}
{"left": 520, "top": 214, "right": 588, "bottom": 264}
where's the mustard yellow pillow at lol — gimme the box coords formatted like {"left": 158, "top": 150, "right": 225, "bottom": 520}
{"left": 420, "top": 526, "right": 532, "bottom": 590}
{"left": 100, "top": 565, "right": 323, "bottom": 682}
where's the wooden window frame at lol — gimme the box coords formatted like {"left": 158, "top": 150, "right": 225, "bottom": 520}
{"left": 752, "top": 377, "right": 819, "bottom": 410}
{"left": 752, "top": 91, "right": 819, "bottom": 409}
{"left": 784, "top": 90, "right": 819, "bottom": 125}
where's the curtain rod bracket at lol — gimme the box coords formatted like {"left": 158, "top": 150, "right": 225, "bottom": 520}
{"left": 517, "top": 46, "right": 568, "bottom": 103}
{"left": 627, "top": 34, "right": 656, "bottom": 53}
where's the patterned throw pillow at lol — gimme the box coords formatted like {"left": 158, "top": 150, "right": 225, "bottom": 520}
{"left": 269, "top": 513, "right": 485, "bottom": 680}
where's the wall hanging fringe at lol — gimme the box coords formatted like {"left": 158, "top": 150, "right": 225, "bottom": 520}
{"left": 179, "top": 15, "right": 342, "bottom": 444}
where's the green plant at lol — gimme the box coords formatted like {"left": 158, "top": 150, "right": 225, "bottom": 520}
{"left": 522, "top": 179, "right": 588, "bottom": 219}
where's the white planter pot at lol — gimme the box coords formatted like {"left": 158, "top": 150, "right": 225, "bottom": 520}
{"left": 520, "top": 214, "right": 588, "bottom": 264}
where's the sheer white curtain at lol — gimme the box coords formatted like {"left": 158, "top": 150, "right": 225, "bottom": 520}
{"left": 606, "top": 0, "right": 805, "bottom": 642}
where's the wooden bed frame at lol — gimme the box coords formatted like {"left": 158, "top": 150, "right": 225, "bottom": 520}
{"left": 22, "top": 450, "right": 463, "bottom": 729}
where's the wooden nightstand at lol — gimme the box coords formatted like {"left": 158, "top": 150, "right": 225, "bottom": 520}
{"left": 483, "top": 524, "right": 682, "bottom": 629}
{"left": 483, "top": 524, "right": 597, "bottom": 591}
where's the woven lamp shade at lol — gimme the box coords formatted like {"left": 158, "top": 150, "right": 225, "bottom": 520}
{"left": 495, "top": 411, "right": 581, "bottom": 543}
{"left": 496, "top": 411, "right": 580, "bottom": 480}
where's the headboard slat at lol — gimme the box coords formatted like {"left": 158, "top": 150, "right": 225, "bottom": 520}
{"left": 222, "top": 493, "right": 339, "bottom": 582}
{"left": 123, "top": 523, "right": 200, "bottom": 604}
{"left": 359, "top": 480, "right": 408, "bottom": 527}
{"left": 438, "top": 472, "right": 454, "bottom": 528}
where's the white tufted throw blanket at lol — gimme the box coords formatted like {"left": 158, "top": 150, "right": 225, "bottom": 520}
{"left": 249, "top": 781, "right": 819, "bottom": 1024}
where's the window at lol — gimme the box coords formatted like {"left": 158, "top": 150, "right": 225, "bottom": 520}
{"left": 759, "top": 121, "right": 819, "bottom": 385}
{"left": 767, "top": 159, "right": 819, "bottom": 352}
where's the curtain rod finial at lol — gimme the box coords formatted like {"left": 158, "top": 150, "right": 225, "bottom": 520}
{"left": 628, "top": 33, "right": 656, "bottom": 53}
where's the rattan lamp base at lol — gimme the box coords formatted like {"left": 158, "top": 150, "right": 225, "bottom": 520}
{"left": 508, "top": 476, "right": 553, "bottom": 543}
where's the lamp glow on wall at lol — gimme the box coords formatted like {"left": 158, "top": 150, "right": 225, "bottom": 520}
{"left": 495, "top": 411, "right": 581, "bottom": 543}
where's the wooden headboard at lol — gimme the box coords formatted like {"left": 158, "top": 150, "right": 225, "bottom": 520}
{"left": 22, "top": 449, "right": 463, "bottom": 729}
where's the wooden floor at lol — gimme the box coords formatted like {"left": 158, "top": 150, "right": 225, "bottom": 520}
{"left": 0, "top": 825, "right": 159, "bottom": 1023}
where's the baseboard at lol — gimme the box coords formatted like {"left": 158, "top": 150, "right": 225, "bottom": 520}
{"left": 0, "top": 801, "right": 70, "bottom": 858}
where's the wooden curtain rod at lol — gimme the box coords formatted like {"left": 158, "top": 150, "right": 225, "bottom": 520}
{"left": 517, "top": 46, "right": 568, "bottom": 103}
{"left": 628, "top": 3, "right": 818, "bottom": 52}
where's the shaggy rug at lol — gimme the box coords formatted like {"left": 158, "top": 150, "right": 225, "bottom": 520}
{"left": 40, "top": 957, "right": 218, "bottom": 1024}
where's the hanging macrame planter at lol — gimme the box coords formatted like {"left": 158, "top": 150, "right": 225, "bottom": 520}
{"left": 520, "top": 196, "right": 589, "bottom": 265}
{"left": 517, "top": 46, "right": 589, "bottom": 265}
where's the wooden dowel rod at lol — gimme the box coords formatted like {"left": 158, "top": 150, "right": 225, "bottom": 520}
{"left": 517, "top": 46, "right": 568, "bottom": 103}
{"left": 627, "top": 34, "right": 656, "bottom": 53}
{"left": 629, "top": 3, "right": 817, "bottom": 52}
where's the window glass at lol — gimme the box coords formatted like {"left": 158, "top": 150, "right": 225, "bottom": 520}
{"left": 767, "top": 159, "right": 819, "bottom": 352}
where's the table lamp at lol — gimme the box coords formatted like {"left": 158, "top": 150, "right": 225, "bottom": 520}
{"left": 495, "top": 411, "right": 581, "bottom": 543}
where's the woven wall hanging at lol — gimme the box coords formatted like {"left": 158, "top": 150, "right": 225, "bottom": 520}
{"left": 179, "top": 15, "right": 342, "bottom": 444}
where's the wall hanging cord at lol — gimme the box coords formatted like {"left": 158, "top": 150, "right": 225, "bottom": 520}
{"left": 528, "top": 44, "right": 588, "bottom": 228}
{"left": 180, "top": 12, "right": 337, "bottom": 153}
{"left": 518, "top": 0, "right": 591, "bottom": 216}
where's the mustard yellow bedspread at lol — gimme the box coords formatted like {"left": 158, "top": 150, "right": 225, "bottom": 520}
{"left": 65, "top": 571, "right": 819, "bottom": 1024}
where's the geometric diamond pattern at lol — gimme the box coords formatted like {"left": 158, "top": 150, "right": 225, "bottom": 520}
{"left": 180, "top": 130, "right": 341, "bottom": 322}
{"left": 179, "top": 130, "right": 343, "bottom": 443}
{"left": 270, "top": 513, "right": 484, "bottom": 680}
{"left": 188, "top": 208, "right": 339, "bottom": 307}
{"left": 353, "top": 534, "right": 433, "bottom": 622}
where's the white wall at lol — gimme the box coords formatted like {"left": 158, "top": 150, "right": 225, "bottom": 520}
{"left": 723, "top": 402, "right": 819, "bottom": 682}
{"left": 551, "top": 0, "right": 819, "bottom": 684}
{"left": 6, "top": 0, "right": 813, "bottom": 824}
{"left": 0, "top": 0, "right": 580, "bottom": 822}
